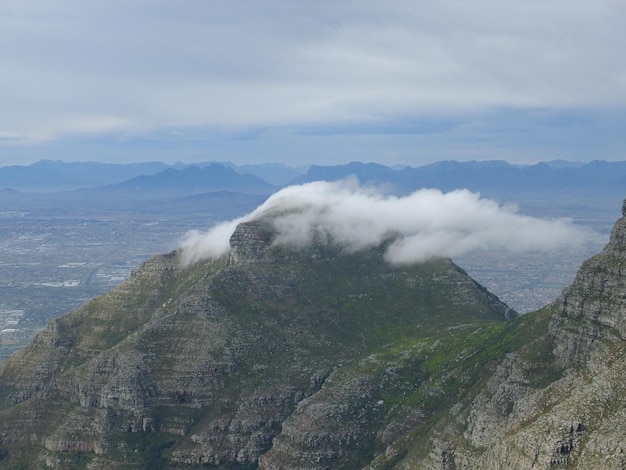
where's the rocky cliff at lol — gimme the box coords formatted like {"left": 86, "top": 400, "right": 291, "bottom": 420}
{"left": 548, "top": 199, "right": 626, "bottom": 369}
{"left": 393, "top": 200, "right": 626, "bottom": 469}
{"left": 1, "top": 202, "right": 626, "bottom": 469}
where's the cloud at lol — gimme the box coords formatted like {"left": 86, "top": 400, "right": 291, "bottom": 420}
{"left": 178, "top": 218, "right": 245, "bottom": 268}
{"left": 178, "top": 179, "right": 592, "bottom": 267}
{"left": 1, "top": 0, "right": 625, "bottom": 148}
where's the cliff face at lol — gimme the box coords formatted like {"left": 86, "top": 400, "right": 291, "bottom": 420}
{"left": 0, "top": 215, "right": 514, "bottom": 469}
{"left": 548, "top": 200, "right": 626, "bottom": 369}
{"left": 398, "top": 201, "right": 626, "bottom": 470}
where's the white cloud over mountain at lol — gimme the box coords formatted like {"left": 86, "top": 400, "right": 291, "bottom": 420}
{"left": 179, "top": 179, "right": 592, "bottom": 266}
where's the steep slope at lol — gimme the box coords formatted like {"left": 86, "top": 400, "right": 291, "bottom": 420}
{"left": 6, "top": 197, "right": 626, "bottom": 470}
{"left": 386, "top": 199, "right": 626, "bottom": 469}
{"left": 549, "top": 198, "right": 626, "bottom": 369}
{"left": 0, "top": 217, "right": 514, "bottom": 469}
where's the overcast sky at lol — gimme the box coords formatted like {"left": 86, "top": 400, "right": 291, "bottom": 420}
{"left": 1, "top": 0, "right": 625, "bottom": 167}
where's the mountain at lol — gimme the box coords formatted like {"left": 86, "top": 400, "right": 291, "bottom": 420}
{"left": 226, "top": 163, "right": 309, "bottom": 186}
{"left": 3, "top": 158, "right": 626, "bottom": 200}
{"left": 292, "top": 159, "right": 626, "bottom": 201}
{"left": 0, "top": 160, "right": 170, "bottom": 192}
{"left": 291, "top": 160, "right": 626, "bottom": 231}
{"left": 2, "top": 193, "right": 626, "bottom": 468}
{"left": 0, "top": 160, "right": 280, "bottom": 195}
{"left": 164, "top": 162, "right": 308, "bottom": 187}
{"left": 412, "top": 198, "right": 626, "bottom": 469}
{"left": 0, "top": 212, "right": 513, "bottom": 468}
{"left": 291, "top": 161, "right": 396, "bottom": 186}
{"left": 108, "top": 164, "right": 276, "bottom": 195}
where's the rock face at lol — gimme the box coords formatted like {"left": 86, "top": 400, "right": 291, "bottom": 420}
{"left": 549, "top": 201, "right": 626, "bottom": 369}
{"left": 228, "top": 219, "right": 276, "bottom": 264}
{"left": 398, "top": 201, "right": 626, "bottom": 469}
{"left": 1, "top": 202, "right": 626, "bottom": 469}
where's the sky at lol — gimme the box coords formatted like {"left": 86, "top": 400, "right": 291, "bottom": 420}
{"left": 1, "top": 0, "right": 625, "bottom": 167}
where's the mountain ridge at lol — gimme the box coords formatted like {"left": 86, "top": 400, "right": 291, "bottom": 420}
{"left": 3, "top": 159, "right": 626, "bottom": 199}
{"left": 2, "top": 191, "right": 626, "bottom": 468}
{"left": 0, "top": 160, "right": 171, "bottom": 192}
{"left": 0, "top": 212, "right": 515, "bottom": 468}
{"left": 293, "top": 160, "right": 626, "bottom": 197}
{"left": 109, "top": 164, "right": 276, "bottom": 195}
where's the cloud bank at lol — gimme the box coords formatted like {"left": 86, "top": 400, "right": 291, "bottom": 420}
{"left": 179, "top": 180, "right": 591, "bottom": 267}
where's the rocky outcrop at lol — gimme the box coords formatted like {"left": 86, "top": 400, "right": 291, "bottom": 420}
{"left": 549, "top": 202, "right": 626, "bottom": 369}
{"left": 391, "top": 199, "right": 626, "bottom": 469}
{"left": 228, "top": 219, "right": 276, "bottom": 265}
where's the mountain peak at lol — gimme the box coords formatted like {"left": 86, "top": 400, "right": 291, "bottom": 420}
{"left": 228, "top": 219, "right": 276, "bottom": 264}
{"left": 0, "top": 209, "right": 515, "bottom": 467}
{"left": 225, "top": 209, "right": 402, "bottom": 268}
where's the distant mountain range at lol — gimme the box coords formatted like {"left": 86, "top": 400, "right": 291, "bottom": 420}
{"left": 0, "top": 160, "right": 294, "bottom": 193}
{"left": 2, "top": 158, "right": 625, "bottom": 196}
{"left": 108, "top": 164, "right": 276, "bottom": 195}
{"left": 1, "top": 159, "right": 625, "bottom": 223}
{"left": 294, "top": 159, "right": 626, "bottom": 197}
{"left": 0, "top": 160, "right": 170, "bottom": 192}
